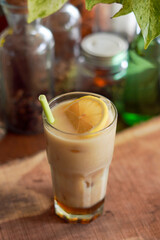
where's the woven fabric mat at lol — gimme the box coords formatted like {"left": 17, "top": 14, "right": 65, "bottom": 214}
{"left": 0, "top": 117, "right": 160, "bottom": 240}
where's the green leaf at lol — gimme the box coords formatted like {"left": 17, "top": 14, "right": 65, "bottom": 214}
{"left": 27, "top": 0, "right": 68, "bottom": 23}
{"left": 86, "top": 0, "right": 160, "bottom": 49}
{"left": 85, "top": 0, "right": 122, "bottom": 11}
{"left": 113, "top": 0, "right": 132, "bottom": 17}
{"left": 27, "top": 0, "right": 160, "bottom": 49}
{"left": 132, "top": 0, "right": 160, "bottom": 49}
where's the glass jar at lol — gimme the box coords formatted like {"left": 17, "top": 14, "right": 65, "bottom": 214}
{"left": 77, "top": 32, "right": 129, "bottom": 114}
{"left": 43, "top": 2, "right": 81, "bottom": 96}
{"left": 0, "top": 0, "right": 54, "bottom": 134}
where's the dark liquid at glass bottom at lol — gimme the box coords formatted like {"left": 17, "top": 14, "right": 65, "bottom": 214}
{"left": 54, "top": 198, "right": 105, "bottom": 223}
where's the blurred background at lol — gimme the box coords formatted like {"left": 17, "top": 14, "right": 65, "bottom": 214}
{"left": 0, "top": 0, "right": 160, "bottom": 137}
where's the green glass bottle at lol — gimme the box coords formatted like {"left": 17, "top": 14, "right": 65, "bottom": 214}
{"left": 121, "top": 32, "right": 160, "bottom": 126}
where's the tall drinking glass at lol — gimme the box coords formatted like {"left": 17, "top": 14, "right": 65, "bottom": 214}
{"left": 42, "top": 92, "right": 117, "bottom": 223}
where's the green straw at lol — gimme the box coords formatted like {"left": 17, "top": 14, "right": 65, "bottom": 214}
{"left": 39, "top": 95, "right": 55, "bottom": 124}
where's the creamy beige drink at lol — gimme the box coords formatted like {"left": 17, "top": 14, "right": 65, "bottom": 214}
{"left": 43, "top": 92, "right": 117, "bottom": 222}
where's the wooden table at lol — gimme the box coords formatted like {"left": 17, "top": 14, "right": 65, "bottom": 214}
{"left": 0, "top": 117, "right": 160, "bottom": 240}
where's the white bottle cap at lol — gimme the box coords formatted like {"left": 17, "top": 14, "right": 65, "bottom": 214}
{"left": 81, "top": 32, "right": 128, "bottom": 57}
{"left": 81, "top": 32, "right": 128, "bottom": 66}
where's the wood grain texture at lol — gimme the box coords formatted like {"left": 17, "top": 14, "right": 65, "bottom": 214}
{"left": 0, "top": 117, "right": 160, "bottom": 240}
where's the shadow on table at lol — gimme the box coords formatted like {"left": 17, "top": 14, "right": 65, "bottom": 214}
{"left": 0, "top": 132, "right": 45, "bottom": 164}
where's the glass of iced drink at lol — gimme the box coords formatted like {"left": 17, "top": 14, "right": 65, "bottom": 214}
{"left": 42, "top": 92, "right": 117, "bottom": 223}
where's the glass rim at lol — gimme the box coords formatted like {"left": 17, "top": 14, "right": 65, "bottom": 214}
{"left": 43, "top": 92, "right": 118, "bottom": 137}
{"left": 0, "top": 0, "right": 27, "bottom": 9}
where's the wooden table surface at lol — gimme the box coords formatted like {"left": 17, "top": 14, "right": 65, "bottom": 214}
{"left": 0, "top": 117, "right": 160, "bottom": 240}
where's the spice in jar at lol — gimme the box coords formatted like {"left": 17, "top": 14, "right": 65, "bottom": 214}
{"left": 0, "top": 0, "right": 54, "bottom": 134}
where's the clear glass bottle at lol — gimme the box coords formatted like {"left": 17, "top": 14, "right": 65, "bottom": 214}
{"left": 43, "top": 2, "right": 81, "bottom": 61}
{"left": 70, "top": 0, "right": 97, "bottom": 38}
{"left": 77, "top": 32, "right": 129, "bottom": 114}
{"left": 43, "top": 2, "right": 81, "bottom": 96}
{"left": 0, "top": 0, "right": 54, "bottom": 134}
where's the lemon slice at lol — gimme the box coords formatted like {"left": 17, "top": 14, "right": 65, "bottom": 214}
{"left": 65, "top": 96, "right": 108, "bottom": 134}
